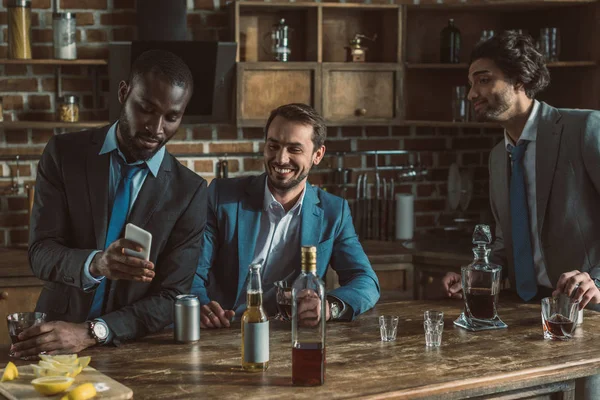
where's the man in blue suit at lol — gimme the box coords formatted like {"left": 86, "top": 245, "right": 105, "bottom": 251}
{"left": 192, "top": 103, "right": 380, "bottom": 328}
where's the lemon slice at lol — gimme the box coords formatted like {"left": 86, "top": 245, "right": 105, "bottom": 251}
{"left": 78, "top": 356, "right": 91, "bottom": 369}
{"left": 31, "top": 376, "right": 74, "bottom": 395}
{"left": 38, "top": 361, "right": 82, "bottom": 378}
{"left": 60, "top": 382, "right": 97, "bottom": 400}
{"left": 1, "top": 361, "right": 18, "bottom": 382}
{"left": 32, "top": 364, "right": 71, "bottom": 378}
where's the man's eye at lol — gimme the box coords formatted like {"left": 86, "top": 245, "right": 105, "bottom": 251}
{"left": 289, "top": 147, "right": 301, "bottom": 153}
{"left": 479, "top": 77, "right": 490, "bottom": 84}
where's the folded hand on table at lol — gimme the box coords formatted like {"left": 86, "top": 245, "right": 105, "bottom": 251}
{"left": 553, "top": 270, "right": 600, "bottom": 309}
{"left": 201, "top": 301, "right": 235, "bottom": 329}
{"left": 442, "top": 272, "right": 463, "bottom": 299}
{"left": 10, "top": 321, "right": 96, "bottom": 359}
{"left": 296, "top": 289, "right": 330, "bottom": 326}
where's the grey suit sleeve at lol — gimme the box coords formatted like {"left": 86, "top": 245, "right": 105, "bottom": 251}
{"left": 102, "top": 180, "right": 208, "bottom": 343}
{"left": 328, "top": 199, "right": 380, "bottom": 321}
{"left": 28, "top": 135, "right": 96, "bottom": 289}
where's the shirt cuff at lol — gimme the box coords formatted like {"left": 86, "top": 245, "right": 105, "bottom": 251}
{"left": 94, "top": 318, "right": 114, "bottom": 345}
{"left": 82, "top": 250, "right": 103, "bottom": 291}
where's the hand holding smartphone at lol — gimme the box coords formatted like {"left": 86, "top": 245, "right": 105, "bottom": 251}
{"left": 123, "top": 223, "right": 152, "bottom": 261}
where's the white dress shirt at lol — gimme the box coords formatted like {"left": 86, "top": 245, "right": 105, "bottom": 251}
{"left": 251, "top": 177, "right": 305, "bottom": 285}
{"left": 504, "top": 100, "right": 552, "bottom": 288}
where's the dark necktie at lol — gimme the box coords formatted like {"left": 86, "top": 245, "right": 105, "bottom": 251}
{"left": 88, "top": 160, "right": 145, "bottom": 319}
{"left": 510, "top": 141, "right": 537, "bottom": 301}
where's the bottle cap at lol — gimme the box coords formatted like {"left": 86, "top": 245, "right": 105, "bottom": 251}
{"left": 301, "top": 246, "right": 317, "bottom": 273}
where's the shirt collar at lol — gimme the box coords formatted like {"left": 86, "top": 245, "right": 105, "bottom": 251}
{"left": 99, "top": 122, "right": 165, "bottom": 177}
{"left": 263, "top": 176, "right": 306, "bottom": 215}
{"left": 504, "top": 99, "right": 540, "bottom": 152}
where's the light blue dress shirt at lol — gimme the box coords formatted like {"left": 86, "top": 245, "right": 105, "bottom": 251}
{"left": 81, "top": 122, "right": 165, "bottom": 342}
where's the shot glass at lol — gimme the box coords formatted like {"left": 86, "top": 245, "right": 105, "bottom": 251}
{"left": 379, "top": 315, "right": 399, "bottom": 342}
{"left": 541, "top": 294, "right": 578, "bottom": 340}
{"left": 424, "top": 310, "right": 444, "bottom": 347}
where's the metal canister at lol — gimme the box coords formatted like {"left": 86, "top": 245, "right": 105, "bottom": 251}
{"left": 174, "top": 294, "right": 200, "bottom": 343}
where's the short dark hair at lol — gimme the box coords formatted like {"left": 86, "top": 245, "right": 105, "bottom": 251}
{"left": 470, "top": 30, "right": 550, "bottom": 98}
{"left": 129, "top": 49, "right": 194, "bottom": 94}
{"left": 264, "top": 103, "right": 327, "bottom": 151}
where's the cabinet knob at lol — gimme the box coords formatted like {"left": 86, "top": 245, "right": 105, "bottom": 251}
{"left": 356, "top": 108, "right": 367, "bottom": 117}
{"left": 427, "top": 276, "right": 434, "bottom": 285}
{"left": 0, "top": 292, "right": 8, "bottom": 300}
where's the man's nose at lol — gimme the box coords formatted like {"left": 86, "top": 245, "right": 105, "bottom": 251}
{"left": 467, "top": 86, "right": 477, "bottom": 102}
{"left": 146, "top": 116, "right": 165, "bottom": 135}
{"left": 275, "top": 149, "right": 290, "bottom": 164}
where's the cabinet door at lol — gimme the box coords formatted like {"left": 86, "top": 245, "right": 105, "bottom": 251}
{"left": 0, "top": 286, "right": 43, "bottom": 345}
{"left": 237, "top": 62, "right": 321, "bottom": 127}
{"left": 322, "top": 63, "right": 403, "bottom": 125}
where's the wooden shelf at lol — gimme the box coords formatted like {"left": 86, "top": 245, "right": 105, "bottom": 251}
{"left": 0, "top": 59, "right": 107, "bottom": 66}
{"left": 0, "top": 121, "right": 109, "bottom": 129}
{"left": 402, "top": 120, "right": 500, "bottom": 128}
{"left": 405, "top": 61, "right": 598, "bottom": 69}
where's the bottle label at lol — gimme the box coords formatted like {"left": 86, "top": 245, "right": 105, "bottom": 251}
{"left": 243, "top": 321, "right": 269, "bottom": 363}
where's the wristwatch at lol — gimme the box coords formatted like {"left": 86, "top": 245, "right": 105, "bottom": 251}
{"left": 88, "top": 320, "right": 109, "bottom": 344}
{"left": 329, "top": 299, "right": 342, "bottom": 320}
{"left": 593, "top": 277, "right": 600, "bottom": 290}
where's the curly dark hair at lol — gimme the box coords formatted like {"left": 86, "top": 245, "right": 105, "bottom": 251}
{"left": 264, "top": 103, "right": 327, "bottom": 151}
{"left": 129, "top": 49, "right": 194, "bottom": 94}
{"left": 470, "top": 30, "right": 550, "bottom": 99}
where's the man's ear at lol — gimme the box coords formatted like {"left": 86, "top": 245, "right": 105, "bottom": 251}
{"left": 514, "top": 81, "right": 525, "bottom": 93}
{"left": 312, "top": 145, "right": 326, "bottom": 166}
{"left": 118, "top": 80, "right": 130, "bottom": 105}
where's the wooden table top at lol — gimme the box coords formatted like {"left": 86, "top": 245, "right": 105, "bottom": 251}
{"left": 3, "top": 297, "right": 599, "bottom": 399}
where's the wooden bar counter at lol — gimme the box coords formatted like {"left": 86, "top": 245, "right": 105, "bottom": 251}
{"left": 2, "top": 297, "right": 600, "bottom": 399}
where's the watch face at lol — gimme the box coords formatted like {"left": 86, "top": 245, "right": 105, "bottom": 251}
{"left": 93, "top": 322, "right": 108, "bottom": 339}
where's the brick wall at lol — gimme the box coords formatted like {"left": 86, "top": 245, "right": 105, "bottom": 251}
{"left": 0, "top": 0, "right": 501, "bottom": 247}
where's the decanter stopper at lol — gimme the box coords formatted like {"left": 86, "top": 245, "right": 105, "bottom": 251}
{"left": 472, "top": 224, "right": 492, "bottom": 246}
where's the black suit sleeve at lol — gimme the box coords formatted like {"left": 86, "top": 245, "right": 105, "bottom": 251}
{"left": 102, "top": 179, "right": 208, "bottom": 343}
{"left": 29, "top": 135, "right": 95, "bottom": 288}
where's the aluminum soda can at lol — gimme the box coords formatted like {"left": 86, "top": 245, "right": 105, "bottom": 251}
{"left": 174, "top": 294, "right": 200, "bottom": 342}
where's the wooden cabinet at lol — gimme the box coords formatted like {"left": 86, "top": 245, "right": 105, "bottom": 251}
{"left": 0, "top": 285, "right": 43, "bottom": 345}
{"left": 231, "top": 0, "right": 599, "bottom": 129}
{"left": 232, "top": 1, "right": 403, "bottom": 127}
{"left": 322, "top": 64, "right": 402, "bottom": 125}
{"left": 236, "top": 62, "right": 321, "bottom": 126}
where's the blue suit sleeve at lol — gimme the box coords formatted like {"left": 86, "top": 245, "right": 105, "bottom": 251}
{"left": 328, "top": 200, "right": 380, "bottom": 320}
{"left": 191, "top": 180, "right": 219, "bottom": 305}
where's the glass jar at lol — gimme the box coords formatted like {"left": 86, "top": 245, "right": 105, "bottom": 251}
{"left": 53, "top": 13, "right": 77, "bottom": 60}
{"left": 57, "top": 95, "right": 80, "bottom": 122}
{"left": 7, "top": 0, "right": 32, "bottom": 59}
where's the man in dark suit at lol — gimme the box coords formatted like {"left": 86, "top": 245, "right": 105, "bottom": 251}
{"left": 12, "top": 50, "right": 207, "bottom": 358}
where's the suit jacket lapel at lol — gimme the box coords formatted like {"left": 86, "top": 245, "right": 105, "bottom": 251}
{"left": 86, "top": 127, "right": 111, "bottom": 249}
{"left": 300, "top": 184, "right": 324, "bottom": 275}
{"left": 235, "top": 174, "right": 265, "bottom": 304}
{"left": 128, "top": 154, "right": 172, "bottom": 229}
{"left": 536, "top": 102, "right": 563, "bottom": 234}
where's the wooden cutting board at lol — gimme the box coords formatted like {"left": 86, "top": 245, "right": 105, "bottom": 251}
{"left": 0, "top": 365, "right": 133, "bottom": 400}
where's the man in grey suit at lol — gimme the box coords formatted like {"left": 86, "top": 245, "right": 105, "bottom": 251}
{"left": 441, "top": 31, "right": 600, "bottom": 399}
{"left": 12, "top": 50, "right": 207, "bottom": 358}
{"left": 442, "top": 31, "right": 600, "bottom": 308}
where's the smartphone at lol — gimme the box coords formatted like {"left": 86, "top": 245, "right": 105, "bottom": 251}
{"left": 123, "top": 223, "right": 152, "bottom": 261}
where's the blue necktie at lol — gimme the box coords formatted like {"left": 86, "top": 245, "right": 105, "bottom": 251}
{"left": 88, "top": 160, "right": 144, "bottom": 319}
{"left": 510, "top": 141, "right": 537, "bottom": 301}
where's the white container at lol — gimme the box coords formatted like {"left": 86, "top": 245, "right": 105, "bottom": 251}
{"left": 395, "top": 193, "right": 414, "bottom": 241}
{"left": 53, "top": 12, "right": 77, "bottom": 60}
